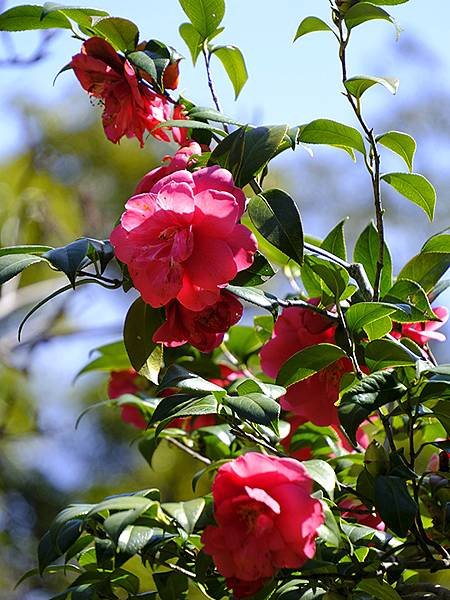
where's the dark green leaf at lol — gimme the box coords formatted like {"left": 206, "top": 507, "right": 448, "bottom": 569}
{"left": 353, "top": 222, "right": 393, "bottom": 296}
{"left": 248, "top": 189, "right": 303, "bottom": 265}
{"left": 179, "top": 22, "right": 202, "bottom": 64}
{"left": 376, "top": 131, "right": 416, "bottom": 172}
{"left": 117, "top": 526, "right": 158, "bottom": 555}
{"left": 123, "top": 298, "right": 163, "bottom": 382}
{"left": 381, "top": 172, "right": 436, "bottom": 221}
{"left": 151, "top": 394, "right": 218, "bottom": 429}
{"left": 357, "top": 580, "right": 402, "bottom": 600}
{"left": 293, "top": 16, "right": 333, "bottom": 41}
{"left": 364, "top": 339, "right": 418, "bottom": 371}
{"left": 277, "top": 343, "right": 347, "bottom": 388}
{"left": 127, "top": 51, "right": 157, "bottom": 81}
{"left": 212, "top": 45, "right": 248, "bottom": 99}
{"left": 188, "top": 106, "right": 242, "bottom": 126}
{"left": 374, "top": 475, "right": 417, "bottom": 537}
{"left": 431, "top": 400, "right": 450, "bottom": 435}
{"left": 231, "top": 251, "right": 275, "bottom": 286}
{"left": 298, "top": 118, "right": 366, "bottom": 154}
{"left": 368, "top": 0, "right": 408, "bottom": 4}
{"left": 154, "top": 570, "right": 188, "bottom": 600}
{"left": 0, "top": 4, "right": 71, "bottom": 30}
{"left": 163, "top": 498, "right": 205, "bottom": 534}
{"left": 0, "top": 253, "right": 47, "bottom": 285}
{"left": 321, "top": 220, "right": 347, "bottom": 261}
{"left": 345, "top": 75, "right": 399, "bottom": 98}
{"left": 43, "top": 239, "right": 89, "bottom": 286}
{"left": 338, "top": 371, "right": 407, "bottom": 445}
{"left": 226, "top": 285, "right": 279, "bottom": 315}
{"left": 0, "top": 244, "right": 53, "bottom": 256}
{"left": 92, "top": 17, "right": 139, "bottom": 52}
{"left": 158, "top": 364, "right": 224, "bottom": 394}
{"left": 344, "top": 2, "right": 393, "bottom": 30}
{"left": 178, "top": 0, "right": 225, "bottom": 39}
{"left": 383, "top": 278, "right": 436, "bottom": 322}
{"left": 224, "top": 392, "right": 280, "bottom": 425}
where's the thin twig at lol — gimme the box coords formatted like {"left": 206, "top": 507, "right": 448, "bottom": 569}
{"left": 202, "top": 45, "right": 229, "bottom": 134}
{"left": 165, "top": 436, "right": 211, "bottom": 465}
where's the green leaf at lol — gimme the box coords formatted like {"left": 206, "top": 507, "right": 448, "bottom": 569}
{"left": 431, "top": 400, "right": 450, "bottom": 435}
{"left": 0, "top": 253, "right": 47, "bottom": 285}
{"left": 153, "top": 571, "right": 188, "bottom": 600}
{"left": 212, "top": 45, "right": 248, "bottom": 99}
{"left": 231, "top": 251, "right": 275, "bottom": 286}
{"left": 76, "top": 341, "right": 130, "bottom": 377}
{"left": 92, "top": 17, "right": 139, "bottom": 52}
{"left": 224, "top": 393, "right": 280, "bottom": 425}
{"left": 381, "top": 172, "right": 436, "bottom": 220}
{"left": 188, "top": 106, "right": 242, "bottom": 126}
{"left": 293, "top": 16, "right": 333, "bottom": 41}
{"left": 338, "top": 371, "right": 407, "bottom": 445}
{"left": 277, "top": 343, "right": 347, "bottom": 388}
{"left": 377, "top": 131, "right": 416, "bottom": 172}
{"left": 364, "top": 339, "right": 418, "bottom": 371}
{"left": 163, "top": 498, "right": 205, "bottom": 535}
{"left": 383, "top": 278, "right": 436, "bottom": 322}
{"left": 127, "top": 51, "right": 157, "bottom": 81}
{"left": 151, "top": 394, "right": 218, "bottom": 429}
{"left": 248, "top": 189, "right": 303, "bottom": 266}
{"left": 117, "top": 526, "right": 159, "bottom": 556}
{"left": 344, "top": 75, "right": 399, "bottom": 98}
{"left": 398, "top": 233, "right": 450, "bottom": 292}
{"left": 321, "top": 220, "right": 347, "bottom": 261}
{"left": 357, "top": 580, "right": 402, "bottom": 600}
{"left": 226, "top": 285, "right": 279, "bottom": 315}
{"left": 363, "top": 315, "right": 393, "bottom": 340}
{"left": 43, "top": 239, "right": 89, "bottom": 286}
{"left": 345, "top": 302, "right": 397, "bottom": 333}
{"left": 42, "top": 3, "right": 109, "bottom": 27}
{"left": 179, "top": 22, "right": 202, "bottom": 64}
{"left": 123, "top": 298, "right": 163, "bottom": 381}
{"left": 178, "top": 0, "right": 225, "bottom": 39}
{"left": 368, "top": 0, "right": 408, "bottom": 4}
{"left": 374, "top": 475, "right": 417, "bottom": 537}
{"left": 0, "top": 4, "right": 71, "bottom": 30}
{"left": 0, "top": 244, "right": 53, "bottom": 256}
{"left": 209, "top": 124, "right": 289, "bottom": 187}
{"left": 304, "top": 255, "right": 349, "bottom": 299}
{"left": 158, "top": 364, "right": 224, "bottom": 394}
{"left": 303, "top": 460, "right": 337, "bottom": 499}
{"left": 226, "top": 324, "right": 263, "bottom": 361}
{"left": 353, "top": 222, "right": 393, "bottom": 296}
{"left": 298, "top": 118, "right": 366, "bottom": 154}
{"left": 344, "top": 2, "right": 393, "bottom": 30}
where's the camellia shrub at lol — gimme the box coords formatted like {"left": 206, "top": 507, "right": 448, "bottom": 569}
{"left": 1, "top": 0, "right": 449, "bottom": 598}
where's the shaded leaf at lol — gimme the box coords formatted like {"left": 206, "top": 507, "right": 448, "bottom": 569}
{"left": 353, "top": 222, "right": 393, "bottom": 296}
{"left": 321, "top": 220, "right": 347, "bottom": 261}
{"left": 92, "top": 17, "right": 139, "bottom": 52}
{"left": 374, "top": 475, "right": 417, "bottom": 537}
{"left": 224, "top": 393, "right": 280, "bottom": 425}
{"left": 345, "top": 75, "right": 399, "bottom": 98}
{"left": 0, "top": 253, "right": 47, "bottom": 285}
{"left": 364, "top": 339, "right": 418, "bottom": 371}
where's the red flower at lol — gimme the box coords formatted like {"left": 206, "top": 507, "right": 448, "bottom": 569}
{"left": 110, "top": 166, "right": 256, "bottom": 311}
{"left": 201, "top": 452, "right": 324, "bottom": 597}
{"left": 392, "top": 306, "right": 448, "bottom": 346}
{"left": 107, "top": 369, "right": 147, "bottom": 429}
{"left": 339, "top": 498, "right": 385, "bottom": 531}
{"left": 153, "top": 291, "right": 243, "bottom": 352}
{"left": 135, "top": 142, "right": 202, "bottom": 195}
{"left": 71, "top": 37, "right": 174, "bottom": 146}
{"left": 260, "top": 306, "right": 353, "bottom": 426}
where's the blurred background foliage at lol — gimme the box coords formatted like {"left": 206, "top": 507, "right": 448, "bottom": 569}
{"left": 0, "top": 19, "right": 450, "bottom": 600}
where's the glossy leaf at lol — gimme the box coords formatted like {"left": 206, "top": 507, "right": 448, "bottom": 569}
{"left": 212, "top": 45, "right": 248, "bottom": 98}
{"left": 377, "top": 130, "right": 416, "bottom": 172}
{"left": 248, "top": 189, "right": 303, "bottom": 265}
{"left": 383, "top": 278, "right": 436, "bottom": 322}
{"left": 127, "top": 51, "right": 157, "bottom": 81}
{"left": 303, "top": 460, "right": 337, "bottom": 499}
{"left": 0, "top": 244, "right": 53, "bottom": 256}
{"left": 43, "top": 239, "right": 89, "bottom": 286}
{"left": 0, "top": 4, "right": 71, "bottom": 30}
{"left": 158, "top": 364, "right": 224, "bottom": 394}
{"left": 226, "top": 285, "right": 279, "bottom": 315}
{"left": 293, "top": 16, "right": 333, "bottom": 41}
{"left": 179, "top": 22, "right": 202, "bottom": 64}
{"left": 304, "top": 255, "right": 349, "bottom": 298}
{"left": 344, "top": 2, "right": 393, "bottom": 30}
{"left": 364, "top": 339, "right": 418, "bottom": 371}
{"left": 0, "top": 253, "right": 48, "bottom": 285}
{"left": 123, "top": 298, "right": 163, "bottom": 381}
{"left": 398, "top": 233, "right": 450, "bottom": 292}
{"left": 339, "top": 371, "right": 407, "bottom": 445}
{"left": 363, "top": 315, "right": 393, "bottom": 340}
{"left": 321, "top": 220, "right": 347, "bottom": 261}
{"left": 345, "top": 302, "right": 397, "bottom": 333}
{"left": 42, "top": 3, "right": 109, "bottom": 27}
{"left": 92, "top": 17, "right": 139, "bottom": 52}
{"left": 163, "top": 498, "right": 205, "bottom": 535}
{"left": 345, "top": 75, "right": 399, "bottom": 98}
{"left": 178, "top": 0, "right": 225, "bottom": 38}
{"left": 224, "top": 392, "right": 280, "bottom": 425}
{"left": 188, "top": 106, "right": 242, "bottom": 126}
{"left": 298, "top": 118, "right": 365, "bottom": 154}
{"left": 353, "top": 222, "right": 393, "bottom": 296}
{"left": 381, "top": 172, "right": 436, "bottom": 221}
{"left": 231, "top": 251, "right": 275, "bottom": 286}
{"left": 374, "top": 476, "right": 417, "bottom": 537}
{"left": 277, "top": 343, "right": 347, "bottom": 388}
{"left": 151, "top": 394, "right": 218, "bottom": 430}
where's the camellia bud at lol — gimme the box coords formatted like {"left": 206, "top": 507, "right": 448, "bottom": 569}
{"left": 364, "top": 440, "right": 389, "bottom": 477}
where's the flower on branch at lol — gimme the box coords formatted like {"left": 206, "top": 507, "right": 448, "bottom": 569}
{"left": 392, "top": 306, "right": 448, "bottom": 346}
{"left": 201, "top": 452, "right": 324, "bottom": 598}
{"left": 261, "top": 305, "right": 354, "bottom": 427}
{"left": 71, "top": 37, "right": 180, "bottom": 146}
{"left": 110, "top": 166, "right": 257, "bottom": 311}
{"left": 107, "top": 368, "right": 148, "bottom": 429}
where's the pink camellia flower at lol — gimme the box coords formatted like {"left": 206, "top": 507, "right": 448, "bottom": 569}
{"left": 107, "top": 369, "right": 147, "bottom": 429}
{"left": 392, "top": 306, "right": 448, "bottom": 346}
{"left": 135, "top": 142, "right": 202, "bottom": 195}
{"left": 110, "top": 167, "right": 257, "bottom": 311}
{"left": 153, "top": 290, "right": 243, "bottom": 352}
{"left": 71, "top": 37, "right": 174, "bottom": 146}
{"left": 339, "top": 498, "right": 385, "bottom": 531}
{"left": 260, "top": 305, "right": 353, "bottom": 426}
{"left": 201, "top": 452, "right": 324, "bottom": 598}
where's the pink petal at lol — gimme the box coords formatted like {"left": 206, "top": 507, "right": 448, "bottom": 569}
{"left": 156, "top": 181, "right": 195, "bottom": 215}
{"left": 226, "top": 224, "right": 258, "bottom": 271}
{"left": 185, "top": 236, "right": 237, "bottom": 289}
{"left": 130, "top": 258, "right": 183, "bottom": 307}
{"left": 193, "top": 189, "right": 240, "bottom": 237}
{"left": 193, "top": 166, "right": 246, "bottom": 215}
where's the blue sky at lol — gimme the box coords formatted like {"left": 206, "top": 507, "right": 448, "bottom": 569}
{"left": 1, "top": 1, "right": 450, "bottom": 159}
